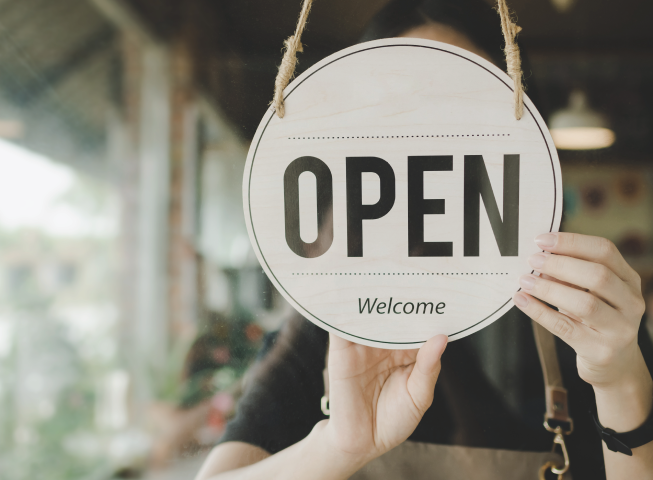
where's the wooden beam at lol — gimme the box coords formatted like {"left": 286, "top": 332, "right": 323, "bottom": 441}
{"left": 19, "top": 27, "right": 116, "bottom": 105}
{"left": 90, "top": 0, "right": 159, "bottom": 46}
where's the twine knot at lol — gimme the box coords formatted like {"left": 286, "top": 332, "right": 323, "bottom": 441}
{"left": 286, "top": 35, "right": 304, "bottom": 53}
{"left": 497, "top": 0, "right": 524, "bottom": 120}
{"left": 272, "top": 0, "right": 313, "bottom": 118}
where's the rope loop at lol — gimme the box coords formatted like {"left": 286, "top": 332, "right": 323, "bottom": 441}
{"left": 497, "top": 0, "right": 524, "bottom": 120}
{"left": 272, "top": 0, "right": 524, "bottom": 121}
{"left": 272, "top": 0, "right": 313, "bottom": 118}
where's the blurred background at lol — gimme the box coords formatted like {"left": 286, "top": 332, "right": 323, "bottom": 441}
{"left": 0, "top": 0, "right": 651, "bottom": 478}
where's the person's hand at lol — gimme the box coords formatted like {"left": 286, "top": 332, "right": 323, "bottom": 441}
{"left": 321, "top": 333, "right": 447, "bottom": 462}
{"left": 513, "top": 232, "right": 646, "bottom": 388}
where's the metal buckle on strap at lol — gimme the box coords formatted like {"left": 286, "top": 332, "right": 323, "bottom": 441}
{"left": 533, "top": 322, "right": 572, "bottom": 479}
{"left": 544, "top": 414, "right": 574, "bottom": 436}
{"left": 539, "top": 420, "right": 572, "bottom": 479}
{"left": 539, "top": 460, "right": 565, "bottom": 480}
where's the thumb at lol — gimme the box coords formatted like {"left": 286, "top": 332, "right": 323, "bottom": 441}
{"left": 328, "top": 332, "right": 353, "bottom": 353}
{"left": 406, "top": 334, "right": 448, "bottom": 413}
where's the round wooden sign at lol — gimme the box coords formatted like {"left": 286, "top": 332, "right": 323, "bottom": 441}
{"left": 244, "top": 38, "right": 562, "bottom": 348}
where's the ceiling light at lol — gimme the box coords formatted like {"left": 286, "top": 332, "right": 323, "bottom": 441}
{"left": 549, "top": 90, "right": 615, "bottom": 150}
{"left": 551, "top": 0, "right": 575, "bottom": 13}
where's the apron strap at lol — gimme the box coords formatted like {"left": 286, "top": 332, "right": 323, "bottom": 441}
{"left": 532, "top": 320, "right": 573, "bottom": 479}
{"left": 532, "top": 320, "right": 573, "bottom": 433}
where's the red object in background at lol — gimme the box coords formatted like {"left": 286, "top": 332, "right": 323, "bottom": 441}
{"left": 246, "top": 323, "right": 263, "bottom": 342}
{"left": 207, "top": 407, "right": 225, "bottom": 431}
{"left": 212, "top": 346, "right": 231, "bottom": 364}
{"left": 207, "top": 392, "right": 234, "bottom": 431}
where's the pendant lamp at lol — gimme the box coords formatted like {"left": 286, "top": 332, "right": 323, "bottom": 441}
{"left": 549, "top": 90, "right": 615, "bottom": 150}
{"left": 551, "top": 0, "right": 575, "bottom": 13}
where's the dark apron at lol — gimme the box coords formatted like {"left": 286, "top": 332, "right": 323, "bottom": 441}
{"left": 351, "top": 441, "right": 569, "bottom": 479}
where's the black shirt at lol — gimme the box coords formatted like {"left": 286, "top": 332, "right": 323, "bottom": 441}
{"left": 220, "top": 308, "right": 653, "bottom": 480}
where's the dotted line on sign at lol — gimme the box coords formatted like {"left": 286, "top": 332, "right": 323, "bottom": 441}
{"left": 287, "top": 134, "right": 511, "bottom": 140}
{"left": 291, "top": 272, "right": 509, "bottom": 276}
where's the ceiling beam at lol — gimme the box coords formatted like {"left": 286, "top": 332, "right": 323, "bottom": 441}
{"left": 17, "top": 27, "right": 116, "bottom": 105}
{"left": 90, "top": 0, "right": 160, "bottom": 46}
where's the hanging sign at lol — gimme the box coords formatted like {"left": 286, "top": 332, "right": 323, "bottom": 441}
{"left": 244, "top": 38, "right": 562, "bottom": 348}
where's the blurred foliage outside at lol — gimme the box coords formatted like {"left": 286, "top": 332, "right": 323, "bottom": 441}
{"left": 0, "top": 141, "right": 123, "bottom": 480}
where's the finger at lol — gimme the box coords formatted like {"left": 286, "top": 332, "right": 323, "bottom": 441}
{"left": 519, "top": 274, "right": 614, "bottom": 331}
{"left": 406, "top": 335, "right": 447, "bottom": 413}
{"left": 534, "top": 233, "right": 639, "bottom": 286}
{"left": 513, "top": 292, "right": 595, "bottom": 348}
{"left": 538, "top": 274, "right": 586, "bottom": 320}
{"left": 540, "top": 273, "right": 587, "bottom": 292}
{"left": 529, "top": 252, "right": 636, "bottom": 312}
{"left": 329, "top": 332, "right": 354, "bottom": 352}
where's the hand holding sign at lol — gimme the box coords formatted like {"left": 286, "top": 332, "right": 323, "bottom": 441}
{"left": 514, "top": 233, "right": 647, "bottom": 388}
{"left": 513, "top": 232, "right": 653, "bottom": 458}
{"left": 323, "top": 333, "right": 448, "bottom": 461}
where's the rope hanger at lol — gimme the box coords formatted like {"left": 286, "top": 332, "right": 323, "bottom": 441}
{"left": 497, "top": 0, "right": 525, "bottom": 120}
{"left": 271, "top": 0, "right": 314, "bottom": 119}
{"left": 272, "top": 0, "right": 524, "bottom": 120}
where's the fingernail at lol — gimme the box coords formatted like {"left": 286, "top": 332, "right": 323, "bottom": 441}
{"left": 513, "top": 292, "right": 530, "bottom": 308}
{"left": 535, "top": 233, "right": 557, "bottom": 248}
{"left": 519, "top": 275, "right": 536, "bottom": 291}
{"left": 529, "top": 253, "right": 546, "bottom": 270}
